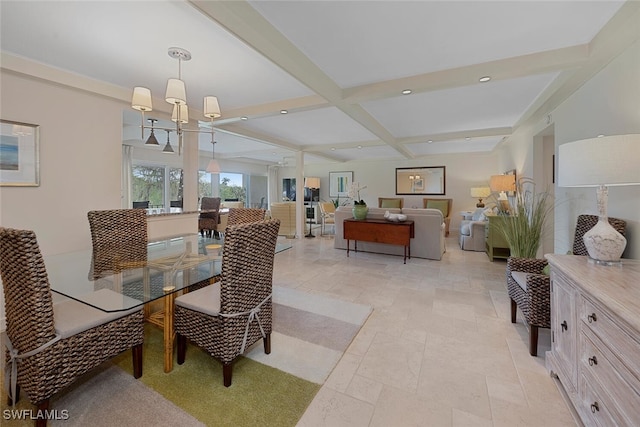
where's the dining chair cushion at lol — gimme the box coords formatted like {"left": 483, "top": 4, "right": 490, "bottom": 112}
{"left": 425, "top": 199, "right": 449, "bottom": 217}
{"left": 511, "top": 271, "right": 528, "bottom": 292}
{"left": 175, "top": 281, "right": 221, "bottom": 317}
{"left": 381, "top": 199, "right": 401, "bottom": 209}
{"left": 53, "top": 291, "right": 141, "bottom": 338}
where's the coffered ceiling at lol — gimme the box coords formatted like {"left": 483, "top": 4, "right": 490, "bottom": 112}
{"left": 1, "top": 1, "right": 635, "bottom": 166}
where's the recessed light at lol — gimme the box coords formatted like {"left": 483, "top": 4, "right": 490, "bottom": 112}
{"left": 465, "top": 137, "right": 471, "bottom": 141}
{"left": 597, "top": 134, "right": 605, "bottom": 138}
{"left": 357, "top": 145, "right": 362, "bottom": 149}
{"left": 330, "top": 147, "right": 336, "bottom": 151}
{"left": 240, "top": 116, "right": 248, "bottom": 121}
{"left": 427, "top": 140, "right": 433, "bottom": 144}
{"left": 402, "top": 89, "right": 412, "bottom": 95}
{"left": 280, "top": 110, "right": 288, "bottom": 114}
{"left": 479, "top": 76, "right": 491, "bottom": 82}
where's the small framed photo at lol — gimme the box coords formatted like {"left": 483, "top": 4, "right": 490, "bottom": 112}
{"left": 0, "top": 119, "right": 40, "bottom": 186}
{"left": 329, "top": 171, "right": 353, "bottom": 197}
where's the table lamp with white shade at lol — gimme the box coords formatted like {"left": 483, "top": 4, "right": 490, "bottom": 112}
{"left": 558, "top": 134, "right": 640, "bottom": 264}
{"left": 470, "top": 187, "right": 491, "bottom": 208}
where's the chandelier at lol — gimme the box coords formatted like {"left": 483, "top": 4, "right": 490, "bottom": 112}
{"left": 131, "top": 47, "right": 221, "bottom": 155}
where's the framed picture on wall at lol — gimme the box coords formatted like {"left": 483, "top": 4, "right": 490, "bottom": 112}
{"left": 0, "top": 119, "right": 40, "bottom": 186}
{"left": 329, "top": 171, "right": 353, "bottom": 197}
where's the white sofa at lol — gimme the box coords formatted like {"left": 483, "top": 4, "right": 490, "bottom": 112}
{"left": 459, "top": 208, "right": 488, "bottom": 252}
{"left": 334, "top": 206, "right": 446, "bottom": 260}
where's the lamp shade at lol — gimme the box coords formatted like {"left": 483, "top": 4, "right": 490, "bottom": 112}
{"left": 558, "top": 134, "right": 640, "bottom": 187}
{"left": 171, "top": 104, "right": 189, "bottom": 124}
{"left": 204, "top": 96, "right": 221, "bottom": 118}
{"left": 490, "top": 175, "right": 516, "bottom": 192}
{"left": 304, "top": 177, "right": 320, "bottom": 189}
{"left": 206, "top": 158, "right": 220, "bottom": 173}
{"left": 131, "top": 87, "right": 152, "bottom": 111}
{"left": 165, "top": 78, "right": 187, "bottom": 105}
{"left": 470, "top": 187, "right": 491, "bottom": 198}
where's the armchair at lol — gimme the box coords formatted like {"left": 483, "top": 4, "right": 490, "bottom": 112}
{"left": 270, "top": 202, "right": 296, "bottom": 237}
{"left": 0, "top": 228, "right": 144, "bottom": 426}
{"left": 423, "top": 198, "right": 452, "bottom": 236}
{"left": 459, "top": 208, "right": 487, "bottom": 251}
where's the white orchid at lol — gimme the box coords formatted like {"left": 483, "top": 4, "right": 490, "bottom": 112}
{"left": 348, "top": 182, "right": 367, "bottom": 205}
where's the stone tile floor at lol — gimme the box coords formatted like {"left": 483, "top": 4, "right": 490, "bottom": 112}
{"left": 273, "top": 233, "right": 576, "bottom": 427}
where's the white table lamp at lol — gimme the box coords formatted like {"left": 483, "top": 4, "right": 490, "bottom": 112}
{"left": 558, "top": 134, "right": 640, "bottom": 264}
{"left": 470, "top": 187, "right": 491, "bottom": 208}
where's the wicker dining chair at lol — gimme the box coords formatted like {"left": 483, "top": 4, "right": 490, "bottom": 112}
{"left": 227, "top": 207, "right": 265, "bottom": 226}
{"left": 199, "top": 197, "right": 221, "bottom": 238}
{"left": 0, "top": 228, "right": 144, "bottom": 426}
{"left": 174, "top": 219, "right": 280, "bottom": 387}
{"left": 87, "top": 209, "right": 148, "bottom": 280}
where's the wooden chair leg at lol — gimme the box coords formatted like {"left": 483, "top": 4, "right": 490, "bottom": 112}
{"left": 529, "top": 325, "right": 539, "bottom": 357}
{"left": 132, "top": 343, "right": 143, "bottom": 378}
{"left": 264, "top": 333, "right": 271, "bottom": 354}
{"left": 223, "top": 363, "right": 233, "bottom": 387}
{"left": 7, "top": 384, "right": 20, "bottom": 405}
{"left": 35, "top": 399, "right": 50, "bottom": 427}
{"left": 510, "top": 298, "right": 517, "bottom": 323}
{"left": 177, "top": 333, "right": 186, "bottom": 365}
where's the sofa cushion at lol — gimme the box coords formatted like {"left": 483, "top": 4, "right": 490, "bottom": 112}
{"left": 426, "top": 200, "right": 449, "bottom": 217}
{"left": 471, "top": 208, "right": 485, "bottom": 221}
{"left": 511, "top": 271, "right": 528, "bottom": 291}
{"left": 381, "top": 199, "right": 402, "bottom": 209}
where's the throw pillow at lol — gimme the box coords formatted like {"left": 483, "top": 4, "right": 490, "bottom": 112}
{"left": 381, "top": 199, "right": 401, "bottom": 209}
{"left": 426, "top": 200, "right": 449, "bottom": 217}
{"left": 471, "top": 208, "right": 484, "bottom": 221}
{"left": 460, "top": 223, "right": 471, "bottom": 236}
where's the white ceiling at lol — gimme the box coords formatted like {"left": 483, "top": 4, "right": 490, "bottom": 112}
{"left": 1, "top": 0, "right": 633, "bottom": 166}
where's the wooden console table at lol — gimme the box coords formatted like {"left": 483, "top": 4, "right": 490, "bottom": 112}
{"left": 545, "top": 254, "right": 640, "bottom": 426}
{"left": 344, "top": 218, "right": 415, "bottom": 264}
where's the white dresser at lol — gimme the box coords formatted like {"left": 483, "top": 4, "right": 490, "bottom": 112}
{"left": 545, "top": 254, "right": 640, "bottom": 426}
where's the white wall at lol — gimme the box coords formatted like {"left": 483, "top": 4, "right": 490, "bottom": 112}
{"left": 551, "top": 40, "right": 640, "bottom": 259}
{"left": 500, "top": 40, "right": 640, "bottom": 259}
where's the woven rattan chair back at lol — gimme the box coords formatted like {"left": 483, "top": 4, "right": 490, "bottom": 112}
{"left": 200, "top": 197, "right": 221, "bottom": 218}
{"left": 0, "top": 228, "right": 57, "bottom": 357}
{"left": 572, "top": 214, "right": 626, "bottom": 256}
{"left": 174, "top": 219, "right": 280, "bottom": 386}
{"left": 87, "top": 209, "right": 147, "bottom": 280}
{"left": 227, "top": 208, "right": 265, "bottom": 226}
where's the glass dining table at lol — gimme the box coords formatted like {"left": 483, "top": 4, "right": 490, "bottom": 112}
{"left": 45, "top": 233, "right": 292, "bottom": 372}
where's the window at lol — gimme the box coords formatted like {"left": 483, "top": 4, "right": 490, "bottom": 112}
{"left": 132, "top": 164, "right": 183, "bottom": 208}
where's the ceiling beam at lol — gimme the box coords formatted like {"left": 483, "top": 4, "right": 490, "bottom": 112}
{"left": 398, "top": 127, "right": 512, "bottom": 145}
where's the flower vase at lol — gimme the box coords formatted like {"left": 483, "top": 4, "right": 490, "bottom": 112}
{"left": 352, "top": 205, "right": 368, "bottom": 220}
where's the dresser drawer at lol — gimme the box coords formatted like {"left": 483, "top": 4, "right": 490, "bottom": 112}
{"left": 581, "top": 329, "right": 640, "bottom": 425}
{"left": 579, "top": 371, "right": 622, "bottom": 427}
{"left": 580, "top": 296, "right": 640, "bottom": 380}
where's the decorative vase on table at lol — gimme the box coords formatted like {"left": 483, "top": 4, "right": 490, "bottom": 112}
{"left": 352, "top": 204, "right": 368, "bottom": 220}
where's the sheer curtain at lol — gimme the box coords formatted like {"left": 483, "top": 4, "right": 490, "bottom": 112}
{"left": 122, "top": 145, "right": 133, "bottom": 208}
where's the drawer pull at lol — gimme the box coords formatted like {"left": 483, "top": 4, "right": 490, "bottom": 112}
{"left": 591, "top": 402, "right": 600, "bottom": 413}
{"left": 588, "top": 356, "right": 598, "bottom": 366}
{"left": 561, "top": 321, "right": 568, "bottom": 332}
{"left": 587, "top": 313, "right": 597, "bottom": 323}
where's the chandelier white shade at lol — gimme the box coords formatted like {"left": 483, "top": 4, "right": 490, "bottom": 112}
{"left": 204, "top": 96, "right": 221, "bottom": 118}
{"left": 131, "top": 87, "right": 152, "bottom": 111}
{"left": 558, "top": 134, "right": 640, "bottom": 264}
{"left": 171, "top": 105, "right": 189, "bottom": 124}
{"left": 165, "top": 78, "right": 186, "bottom": 105}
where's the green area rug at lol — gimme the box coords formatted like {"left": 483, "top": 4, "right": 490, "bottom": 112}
{"left": 112, "top": 324, "right": 320, "bottom": 427}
